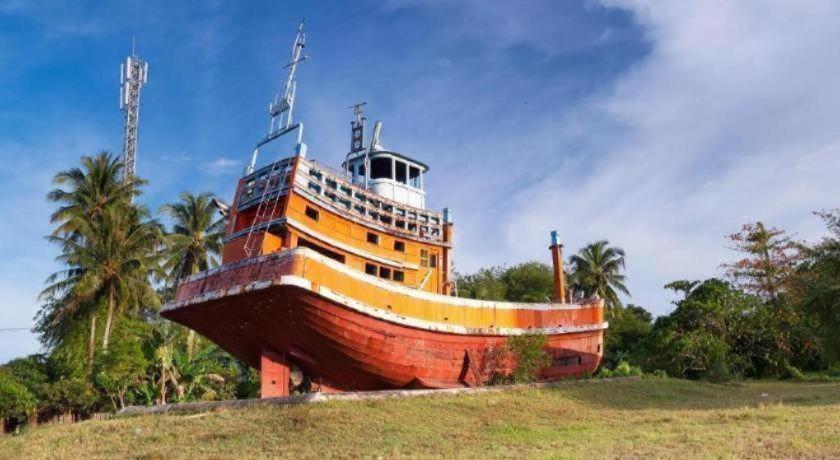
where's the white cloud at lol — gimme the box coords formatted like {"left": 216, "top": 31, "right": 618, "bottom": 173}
{"left": 495, "top": 0, "right": 840, "bottom": 314}
{"left": 203, "top": 157, "right": 240, "bottom": 174}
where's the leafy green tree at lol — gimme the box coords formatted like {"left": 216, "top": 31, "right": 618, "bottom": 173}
{"left": 569, "top": 240, "right": 630, "bottom": 311}
{"left": 0, "top": 373, "right": 37, "bottom": 431}
{"left": 455, "top": 267, "right": 507, "bottom": 300}
{"left": 1, "top": 355, "right": 49, "bottom": 400}
{"left": 93, "top": 323, "right": 150, "bottom": 410}
{"left": 501, "top": 262, "right": 555, "bottom": 302}
{"left": 603, "top": 304, "right": 652, "bottom": 368}
{"left": 798, "top": 210, "right": 840, "bottom": 363}
{"left": 41, "top": 379, "right": 98, "bottom": 418}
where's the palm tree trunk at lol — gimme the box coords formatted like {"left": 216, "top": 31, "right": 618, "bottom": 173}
{"left": 159, "top": 354, "right": 167, "bottom": 405}
{"left": 87, "top": 315, "right": 97, "bottom": 374}
{"left": 187, "top": 330, "right": 196, "bottom": 362}
{"left": 102, "top": 285, "right": 115, "bottom": 351}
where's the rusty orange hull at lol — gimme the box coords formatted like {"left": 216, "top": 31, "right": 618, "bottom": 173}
{"left": 162, "top": 248, "right": 606, "bottom": 392}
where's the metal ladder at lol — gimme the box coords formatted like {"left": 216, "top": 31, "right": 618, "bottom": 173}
{"left": 243, "top": 160, "right": 289, "bottom": 257}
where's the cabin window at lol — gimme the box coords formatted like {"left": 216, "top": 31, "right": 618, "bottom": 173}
{"left": 358, "top": 164, "right": 365, "bottom": 177}
{"left": 394, "top": 241, "right": 405, "bottom": 252}
{"left": 393, "top": 270, "right": 405, "bottom": 282}
{"left": 379, "top": 267, "right": 391, "bottom": 279}
{"left": 370, "top": 157, "right": 392, "bottom": 179}
{"left": 409, "top": 166, "right": 421, "bottom": 188}
{"left": 420, "top": 249, "right": 429, "bottom": 268}
{"left": 430, "top": 254, "right": 438, "bottom": 268}
{"left": 395, "top": 160, "right": 407, "bottom": 184}
{"left": 365, "top": 263, "right": 377, "bottom": 276}
{"left": 305, "top": 206, "right": 319, "bottom": 221}
{"left": 366, "top": 232, "right": 379, "bottom": 245}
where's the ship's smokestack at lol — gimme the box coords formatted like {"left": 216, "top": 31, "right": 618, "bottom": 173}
{"left": 549, "top": 230, "right": 566, "bottom": 303}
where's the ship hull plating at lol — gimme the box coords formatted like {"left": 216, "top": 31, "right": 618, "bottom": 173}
{"left": 162, "top": 248, "right": 606, "bottom": 394}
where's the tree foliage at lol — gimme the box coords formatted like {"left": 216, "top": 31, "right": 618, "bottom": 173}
{"left": 721, "top": 222, "right": 803, "bottom": 304}
{"left": 798, "top": 210, "right": 840, "bottom": 362}
{"left": 569, "top": 240, "right": 629, "bottom": 311}
{"left": 456, "top": 262, "right": 555, "bottom": 302}
{"left": 0, "top": 373, "right": 37, "bottom": 428}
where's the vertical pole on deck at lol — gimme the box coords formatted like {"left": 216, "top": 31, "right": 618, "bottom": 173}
{"left": 549, "top": 230, "right": 566, "bottom": 303}
{"left": 442, "top": 208, "right": 454, "bottom": 295}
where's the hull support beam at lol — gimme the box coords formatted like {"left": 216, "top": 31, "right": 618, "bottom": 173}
{"left": 261, "top": 349, "right": 291, "bottom": 398}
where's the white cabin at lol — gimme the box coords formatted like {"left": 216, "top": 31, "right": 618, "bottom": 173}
{"left": 344, "top": 150, "right": 428, "bottom": 209}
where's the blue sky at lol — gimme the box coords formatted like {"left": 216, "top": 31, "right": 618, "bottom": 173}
{"left": 2, "top": 0, "right": 839, "bottom": 363}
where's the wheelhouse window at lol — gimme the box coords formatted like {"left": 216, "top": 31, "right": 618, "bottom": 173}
{"left": 395, "top": 160, "right": 407, "bottom": 184}
{"left": 305, "top": 206, "right": 319, "bottom": 221}
{"left": 409, "top": 166, "right": 421, "bottom": 188}
{"left": 366, "top": 232, "right": 379, "bottom": 245}
{"left": 370, "top": 157, "right": 392, "bottom": 179}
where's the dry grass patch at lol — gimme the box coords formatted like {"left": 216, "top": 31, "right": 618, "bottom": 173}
{"left": 1, "top": 378, "right": 838, "bottom": 458}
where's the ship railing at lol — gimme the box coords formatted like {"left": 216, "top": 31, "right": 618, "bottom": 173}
{"left": 301, "top": 157, "right": 445, "bottom": 242}
{"left": 237, "top": 158, "right": 296, "bottom": 211}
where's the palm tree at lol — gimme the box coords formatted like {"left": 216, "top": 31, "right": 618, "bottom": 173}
{"left": 569, "top": 240, "right": 630, "bottom": 311}
{"left": 40, "top": 152, "right": 148, "bottom": 369}
{"left": 47, "top": 152, "right": 143, "bottom": 238}
{"left": 160, "top": 192, "right": 225, "bottom": 289}
{"left": 160, "top": 192, "right": 225, "bottom": 359}
{"left": 43, "top": 203, "right": 163, "bottom": 352}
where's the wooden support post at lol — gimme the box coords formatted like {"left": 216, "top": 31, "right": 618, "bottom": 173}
{"left": 260, "top": 349, "right": 290, "bottom": 398}
{"left": 549, "top": 230, "right": 566, "bottom": 304}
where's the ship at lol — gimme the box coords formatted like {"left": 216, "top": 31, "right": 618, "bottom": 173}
{"left": 161, "top": 23, "right": 607, "bottom": 397}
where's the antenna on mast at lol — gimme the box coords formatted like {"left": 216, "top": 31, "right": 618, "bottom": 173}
{"left": 248, "top": 20, "right": 308, "bottom": 174}
{"left": 345, "top": 102, "right": 367, "bottom": 177}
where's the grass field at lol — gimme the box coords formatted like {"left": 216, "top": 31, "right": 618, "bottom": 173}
{"left": 1, "top": 377, "right": 838, "bottom": 458}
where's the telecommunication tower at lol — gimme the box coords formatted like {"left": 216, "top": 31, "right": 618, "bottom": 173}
{"left": 119, "top": 48, "right": 149, "bottom": 181}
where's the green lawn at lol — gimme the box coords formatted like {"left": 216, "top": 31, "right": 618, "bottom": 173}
{"left": 1, "top": 378, "right": 838, "bottom": 458}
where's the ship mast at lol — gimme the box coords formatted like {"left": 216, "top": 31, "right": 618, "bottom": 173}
{"left": 248, "top": 20, "right": 308, "bottom": 174}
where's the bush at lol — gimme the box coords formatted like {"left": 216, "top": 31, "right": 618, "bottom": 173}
{"left": 0, "top": 374, "right": 37, "bottom": 429}
{"left": 597, "top": 360, "right": 643, "bottom": 378}
{"left": 507, "top": 332, "right": 551, "bottom": 383}
{"left": 42, "top": 379, "right": 99, "bottom": 417}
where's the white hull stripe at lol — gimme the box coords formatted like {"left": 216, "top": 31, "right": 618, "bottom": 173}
{"left": 178, "top": 247, "right": 603, "bottom": 312}
{"left": 165, "top": 273, "right": 608, "bottom": 336}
